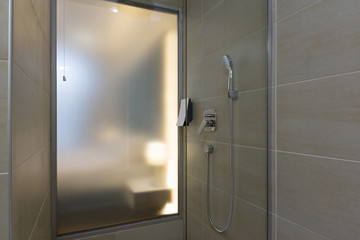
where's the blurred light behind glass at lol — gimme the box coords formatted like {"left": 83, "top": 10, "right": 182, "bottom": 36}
{"left": 56, "top": 0, "right": 178, "bottom": 234}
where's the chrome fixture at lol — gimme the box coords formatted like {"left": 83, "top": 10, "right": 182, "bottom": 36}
{"left": 197, "top": 109, "right": 217, "bottom": 135}
{"left": 223, "top": 55, "right": 238, "bottom": 99}
{"left": 205, "top": 55, "right": 238, "bottom": 233}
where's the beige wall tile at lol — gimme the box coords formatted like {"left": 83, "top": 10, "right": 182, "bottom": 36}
{"left": 187, "top": 20, "right": 203, "bottom": 65}
{"left": 12, "top": 149, "right": 49, "bottom": 240}
{"left": 13, "top": 0, "right": 46, "bottom": 91}
{"left": 29, "top": 194, "right": 51, "bottom": 240}
{"left": 115, "top": 220, "right": 183, "bottom": 240}
{"left": 0, "top": 0, "right": 8, "bottom": 60}
{"left": 187, "top": 61, "right": 203, "bottom": 101}
{"left": 277, "top": 217, "right": 328, "bottom": 240}
{"left": 0, "top": 61, "right": 8, "bottom": 173}
{"left": 203, "top": 191, "right": 266, "bottom": 240}
{"left": 187, "top": 213, "right": 202, "bottom": 240}
{"left": 202, "top": 0, "right": 222, "bottom": 16}
{"left": 12, "top": 64, "right": 45, "bottom": 168}
{"left": 277, "top": 0, "right": 360, "bottom": 85}
{"left": 278, "top": 152, "right": 360, "bottom": 240}
{"left": 187, "top": 139, "right": 204, "bottom": 181}
{"left": 0, "top": 174, "right": 9, "bottom": 240}
{"left": 202, "top": 0, "right": 266, "bottom": 56}
{"left": 187, "top": 175, "right": 203, "bottom": 221}
{"left": 80, "top": 233, "right": 116, "bottom": 240}
{"left": 277, "top": 72, "right": 360, "bottom": 161}
{"left": 188, "top": 90, "right": 266, "bottom": 149}
{"left": 276, "top": 0, "right": 319, "bottom": 20}
{"left": 187, "top": 0, "right": 201, "bottom": 27}
{"left": 202, "top": 224, "right": 224, "bottom": 240}
{"left": 234, "top": 146, "right": 266, "bottom": 209}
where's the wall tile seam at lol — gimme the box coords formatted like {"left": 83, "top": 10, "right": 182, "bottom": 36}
{"left": 187, "top": 209, "right": 202, "bottom": 223}
{"left": 13, "top": 63, "right": 50, "bottom": 98}
{"left": 275, "top": 214, "right": 332, "bottom": 240}
{"left": 201, "top": 0, "right": 224, "bottom": 19}
{"left": 207, "top": 183, "right": 267, "bottom": 212}
{"left": 187, "top": 138, "right": 267, "bottom": 152}
{"left": 187, "top": 173, "right": 204, "bottom": 184}
{"left": 28, "top": 188, "right": 50, "bottom": 240}
{"left": 275, "top": 0, "right": 322, "bottom": 24}
{"left": 187, "top": 27, "right": 266, "bottom": 67}
{"left": 12, "top": 143, "right": 50, "bottom": 170}
{"left": 28, "top": 0, "right": 48, "bottom": 43}
{"left": 0, "top": 172, "right": 9, "bottom": 175}
{"left": 0, "top": 59, "right": 8, "bottom": 62}
{"left": 191, "top": 87, "right": 266, "bottom": 103}
{"left": 274, "top": 69, "right": 360, "bottom": 89}
{"left": 275, "top": 150, "right": 360, "bottom": 164}
{"left": 187, "top": 17, "right": 201, "bottom": 31}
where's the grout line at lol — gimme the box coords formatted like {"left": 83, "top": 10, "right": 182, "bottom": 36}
{"left": 276, "top": 69, "right": 360, "bottom": 89}
{"left": 13, "top": 63, "right": 50, "bottom": 98}
{"left": 276, "top": 0, "right": 322, "bottom": 23}
{"left": 28, "top": 0, "right": 47, "bottom": 42}
{"left": 276, "top": 150, "right": 360, "bottom": 164}
{"left": 0, "top": 172, "right": 9, "bottom": 176}
{"left": 12, "top": 143, "right": 50, "bottom": 170}
{"left": 201, "top": 0, "right": 224, "bottom": 18}
{"left": 28, "top": 189, "right": 50, "bottom": 240}
{"left": 191, "top": 87, "right": 266, "bottom": 102}
{"left": 0, "top": 59, "right": 8, "bottom": 62}
{"left": 208, "top": 184, "right": 267, "bottom": 212}
{"left": 187, "top": 27, "right": 266, "bottom": 67}
{"left": 276, "top": 215, "right": 331, "bottom": 240}
{"left": 187, "top": 138, "right": 266, "bottom": 151}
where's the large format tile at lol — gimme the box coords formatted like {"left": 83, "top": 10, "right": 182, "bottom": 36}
{"left": 13, "top": 0, "right": 46, "bottom": 91}
{"left": 187, "top": 139, "right": 204, "bottom": 181}
{"left": 0, "top": 174, "right": 9, "bottom": 240}
{"left": 80, "top": 233, "right": 116, "bottom": 240}
{"left": 0, "top": 61, "right": 8, "bottom": 173}
{"left": 115, "top": 220, "right": 183, "bottom": 240}
{"left": 188, "top": 90, "right": 266, "bottom": 149}
{"left": 202, "top": 0, "right": 222, "bottom": 16}
{"left": 29, "top": 194, "right": 51, "bottom": 240}
{"left": 277, "top": 217, "right": 328, "bottom": 240}
{"left": 277, "top": 152, "right": 360, "bottom": 240}
{"left": 187, "top": 212, "right": 202, "bottom": 240}
{"left": 187, "top": 175, "right": 203, "bottom": 221}
{"left": 277, "top": 0, "right": 360, "bottom": 85}
{"left": 234, "top": 146, "right": 266, "bottom": 209}
{"left": 203, "top": 190, "right": 266, "bottom": 240}
{"left": 198, "top": 29, "right": 266, "bottom": 100}
{"left": 12, "top": 64, "right": 45, "bottom": 168}
{"left": 0, "top": 0, "right": 8, "bottom": 60}
{"left": 202, "top": 0, "right": 266, "bottom": 56}
{"left": 12, "top": 149, "right": 49, "bottom": 240}
{"left": 276, "top": 0, "right": 319, "bottom": 20}
{"left": 187, "top": 0, "right": 201, "bottom": 27}
{"left": 277, "top": 72, "right": 360, "bottom": 161}
{"left": 187, "top": 20, "right": 203, "bottom": 65}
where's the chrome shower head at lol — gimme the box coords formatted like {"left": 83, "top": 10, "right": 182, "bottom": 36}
{"left": 223, "top": 55, "right": 233, "bottom": 72}
{"left": 223, "top": 55, "right": 233, "bottom": 92}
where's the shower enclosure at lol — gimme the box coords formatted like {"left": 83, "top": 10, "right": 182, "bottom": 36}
{"left": 53, "top": 0, "right": 183, "bottom": 237}
{"left": 51, "top": 0, "right": 271, "bottom": 239}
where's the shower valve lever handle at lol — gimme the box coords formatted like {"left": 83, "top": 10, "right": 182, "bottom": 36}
{"left": 197, "top": 109, "right": 217, "bottom": 135}
{"left": 197, "top": 119, "right": 207, "bottom": 135}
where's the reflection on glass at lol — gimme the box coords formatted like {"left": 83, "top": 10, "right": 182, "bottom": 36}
{"left": 56, "top": 0, "right": 178, "bottom": 235}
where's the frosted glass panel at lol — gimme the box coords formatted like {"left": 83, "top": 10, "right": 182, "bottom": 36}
{"left": 56, "top": 0, "right": 179, "bottom": 235}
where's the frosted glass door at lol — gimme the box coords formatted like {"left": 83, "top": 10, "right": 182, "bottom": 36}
{"left": 56, "top": 0, "right": 179, "bottom": 235}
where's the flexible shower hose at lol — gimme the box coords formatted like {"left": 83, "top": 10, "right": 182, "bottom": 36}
{"left": 207, "top": 97, "right": 234, "bottom": 233}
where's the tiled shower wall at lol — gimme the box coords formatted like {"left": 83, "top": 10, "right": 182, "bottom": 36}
{"left": 186, "top": 0, "right": 267, "bottom": 239}
{"left": 11, "top": 0, "right": 51, "bottom": 239}
{"left": 0, "top": 0, "right": 9, "bottom": 239}
{"left": 272, "top": 0, "right": 360, "bottom": 239}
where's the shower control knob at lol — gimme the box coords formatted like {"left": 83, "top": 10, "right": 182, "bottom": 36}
{"left": 204, "top": 144, "right": 214, "bottom": 154}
